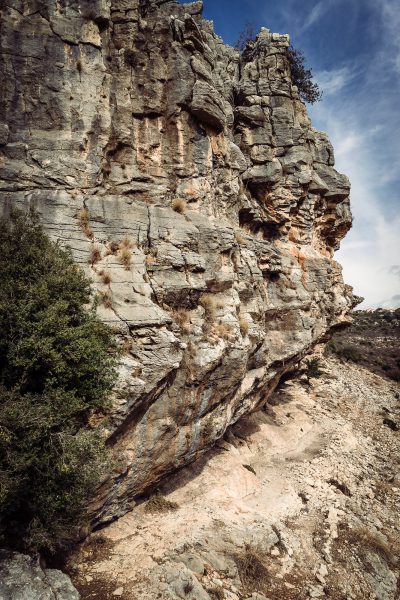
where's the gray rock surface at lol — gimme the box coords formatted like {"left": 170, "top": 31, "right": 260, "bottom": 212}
{"left": 0, "top": 552, "right": 79, "bottom": 600}
{"left": 0, "top": 0, "right": 356, "bottom": 525}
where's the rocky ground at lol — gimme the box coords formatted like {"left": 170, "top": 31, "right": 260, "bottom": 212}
{"left": 67, "top": 353, "right": 400, "bottom": 600}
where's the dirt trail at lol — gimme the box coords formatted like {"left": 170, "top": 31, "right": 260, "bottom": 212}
{"left": 69, "top": 356, "right": 400, "bottom": 600}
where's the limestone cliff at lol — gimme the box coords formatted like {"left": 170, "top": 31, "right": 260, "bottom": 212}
{"left": 0, "top": 0, "right": 355, "bottom": 525}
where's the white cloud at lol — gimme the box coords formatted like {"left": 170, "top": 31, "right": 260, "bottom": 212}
{"left": 267, "top": 0, "right": 340, "bottom": 38}
{"left": 315, "top": 65, "right": 358, "bottom": 95}
{"left": 301, "top": 1, "right": 329, "bottom": 31}
{"left": 336, "top": 210, "right": 400, "bottom": 308}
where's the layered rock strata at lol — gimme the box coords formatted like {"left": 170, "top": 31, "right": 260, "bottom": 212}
{"left": 0, "top": 0, "right": 354, "bottom": 525}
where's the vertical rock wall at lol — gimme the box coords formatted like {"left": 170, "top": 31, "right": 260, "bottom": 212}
{"left": 0, "top": 0, "right": 355, "bottom": 524}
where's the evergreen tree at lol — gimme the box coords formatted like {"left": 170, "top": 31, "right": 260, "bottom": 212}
{"left": 0, "top": 209, "right": 118, "bottom": 551}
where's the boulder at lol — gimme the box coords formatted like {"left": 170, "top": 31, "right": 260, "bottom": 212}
{"left": 0, "top": 552, "right": 79, "bottom": 600}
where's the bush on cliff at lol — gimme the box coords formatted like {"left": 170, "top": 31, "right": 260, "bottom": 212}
{"left": 287, "top": 45, "right": 322, "bottom": 104}
{"left": 0, "top": 209, "right": 118, "bottom": 552}
{"left": 234, "top": 21, "right": 256, "bottom": 53}
{"left": 304, "top": 357, "right": 324, "bottom": 382}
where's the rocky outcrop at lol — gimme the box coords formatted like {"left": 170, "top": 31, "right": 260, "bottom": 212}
{"left": 0, "top": 0, "right": 355, "bottom": 525}
{"left": 0, "top": 552, "right": 80, "bottom": 599}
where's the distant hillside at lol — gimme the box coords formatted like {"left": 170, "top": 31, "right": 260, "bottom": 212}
{"left": 328, "top": 309, "right": 400, "bottom": 382}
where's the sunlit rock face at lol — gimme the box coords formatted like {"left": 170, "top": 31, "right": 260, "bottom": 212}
{"left": 0, "top": 0, "right": 355, "bottom": 525}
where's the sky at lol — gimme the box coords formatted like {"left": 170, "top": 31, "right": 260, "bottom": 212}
{"left": 187, "top": 0, "right": 400, "bottom": 309}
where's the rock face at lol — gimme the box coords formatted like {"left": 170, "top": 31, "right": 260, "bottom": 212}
{"left": 0, "top": 0, "right": 355, "bottom": 524}
{"left": 0, "top": 551, "right": 80, "bottom": 599}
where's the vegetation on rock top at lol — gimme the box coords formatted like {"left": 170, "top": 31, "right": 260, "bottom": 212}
{"left": 235, "top": 24, "right": 322, "bottom": 104}
{"left": 0, "top": 210, "right": 118, "bottom": 552}
{"left": 287, "top": 45, "right": 322, "bottom": 104}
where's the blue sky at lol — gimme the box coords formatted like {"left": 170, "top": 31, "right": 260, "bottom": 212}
{"left": 192, "top": 0, "right": 400, "bottom": 308}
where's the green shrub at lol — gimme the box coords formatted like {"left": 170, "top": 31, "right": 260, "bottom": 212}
{"left": 305, "top": 357, "right": 323, "bottom": 382}
{"left": 325, "top": 338, "right": 338, "bottom": 355}
{"left": 0, "top": 209, "right": 118, "bottom": 552}
{"left": 337, "top": 345, "right": 362, "bottom": 363}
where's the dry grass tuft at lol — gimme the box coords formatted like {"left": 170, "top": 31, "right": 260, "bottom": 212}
{"left": 118, "top": 247, "right": 132, "bottom": 270}
{"left": 200, "top": 294, "right": 216, "bottom": 320}
{"left": 213, "top": 323, "right": 234, "bottom": 341}
{"left": 235, "top": 230, "right": 247, "bottom": 245}
{"left": 89, "top": 245, "right": 102, "bottom": 265}
{"left": 105, "top": 240, "right": 119, "bottom": 256}
{"left": 120, "top": 235, "right": 134, "bottom": 250}
{"left": 78, "top": 207, "right": 89, "bottom": 227}
{"left": 77, "top": 207, "right": 94, "bottom": 238}
{"left": 98, "top": 269, "right": 112, "bottom": 285}
{"left": 144, "top": 492, "right": 179, "bottom": 514}
{"left": 83, "top": 225, "right": 94, "bottom": 239}
{"left": 145, "top": 253, "right": 157, "bottom": 267}
{"left": 239, "top": 316, "right": 249, "bottom": 336}
{"left": 346, "top": 526, "right": 400, "bottom": 566}
{"left": 373, "top": 480, "right": 393, "bottom": 503}
{"left": 99, "top": 290, "right": 113, "bottom": 309}
{"left": 234, "top": 545, "right": 270, "bottom": 594}
{"left": 207, "top": 587, "right": 225, "bottom": 600}
{"left": 117, "top": 237, "right": 134, "bottom": 270}
{"left": 122, "top": 338, "right": 132, "bottom": 354}
{"left": 171, "top": 198, "right": 187, "bottom": 214}
{"left": 174, "top": 309, "right": 192, "bottom": 334}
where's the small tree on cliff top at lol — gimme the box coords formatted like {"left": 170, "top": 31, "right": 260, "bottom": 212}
{"left": 234, "top": 21, "right": 256, "bottom": 53}
{"left": 287, "top": 45, "right": 322, "bottom": 104}
{"left": 0, "top": 209, "right": 118, "bottom": 552}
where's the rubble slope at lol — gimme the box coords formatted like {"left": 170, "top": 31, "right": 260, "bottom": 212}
{"left": 70, "top": 355, "right": 400, "bottom": 600}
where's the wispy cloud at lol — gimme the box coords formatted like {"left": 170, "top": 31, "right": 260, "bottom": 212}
{"left": 375, "top": 0, "right": 400, "bottom": 74}
{"left": 301, "top": 1, "right": 330, "bottom": 31}
{"left": 275, "top": 0, "right": 339, "bottom": 36}
{"left": 315, "top": 65, "right": 358, "bottom": 95}
{"left": 389, "top": 265, "right": 400, "bottom": 278}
